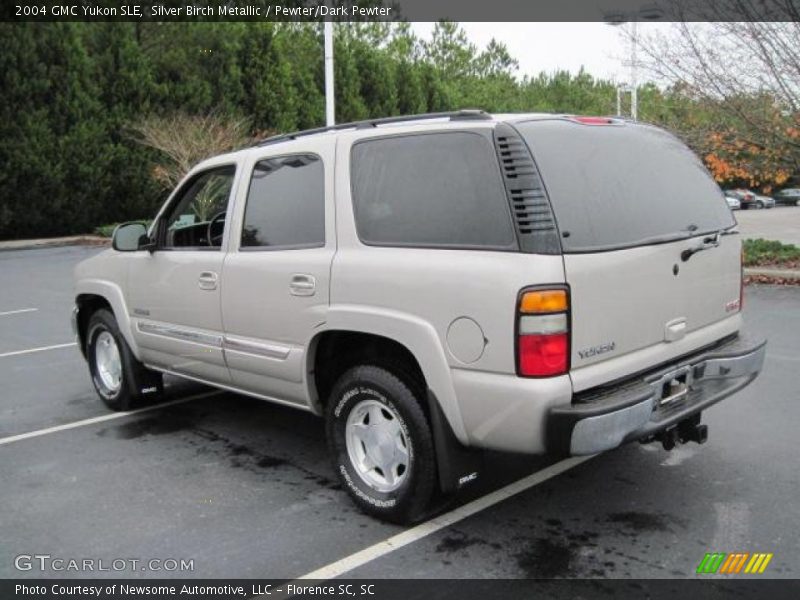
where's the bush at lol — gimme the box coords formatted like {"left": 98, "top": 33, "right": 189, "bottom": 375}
{"left": 743, "top": 238, "right": 800, "bottom": 267}
{"left": 94, "top": 220, "right": 152, "bottom": 238}
{"left": 127, "top": 113, "right": 255, "bottom": 192}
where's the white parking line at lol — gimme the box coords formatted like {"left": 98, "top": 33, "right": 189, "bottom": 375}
{"left": 294, "top": 454, "right": 596, "bottom": 581}
{"left": 0, "top": 342, "right": 77, "bottom": 358}
{"left": 0, "top": 308, "right": 38, "bottom": 316}
{"left": 0, "top": 390, "right": 222, "bottom": 446}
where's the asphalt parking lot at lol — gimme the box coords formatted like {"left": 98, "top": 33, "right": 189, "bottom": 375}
{"left": 1, "top": 245, "right": 798, "bottom": 580}
{"left": 736, "top": 204, "right": 800, "bottom": 246}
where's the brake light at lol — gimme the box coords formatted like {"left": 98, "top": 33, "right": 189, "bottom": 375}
{"left": 517, "top": 288, "right": 570, "bottom": 377}
{"left": 571, "top": 116, "right": 615, "bottom": 125}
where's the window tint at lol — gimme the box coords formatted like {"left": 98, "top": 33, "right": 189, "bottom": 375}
{"left": 350, "top": 132, "right": 516, "bottom": 249}
{"left": 241, "top": 154, "right": 324, "bottom": 249}
{"left": 162, "top": 166, "right": 235, "bottom": 249}
{"left": 516, "top": 120, "right": 735, "bottom": 252}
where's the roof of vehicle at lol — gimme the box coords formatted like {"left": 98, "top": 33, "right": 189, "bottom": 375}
{"left": 191, "top": 110, "right": 638, "bottom": 172}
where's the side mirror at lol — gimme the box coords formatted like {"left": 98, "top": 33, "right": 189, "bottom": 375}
{"left": 112, "top": 222, "right": 150, "bottom": 252}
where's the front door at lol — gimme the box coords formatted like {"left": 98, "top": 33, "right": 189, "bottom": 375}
{"left": 127, "top": 164, "right": 238, "bottom": 384}
{"left": 221, "top": 146, "right": 335, "bottom": 407}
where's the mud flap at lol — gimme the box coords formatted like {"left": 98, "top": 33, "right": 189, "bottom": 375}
{"left": 427, "top": 390, "right": 483, "bottom": 494}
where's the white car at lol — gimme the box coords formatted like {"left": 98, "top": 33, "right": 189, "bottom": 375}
{"left": 72, "top": 111, "right": 766, "bottom": 523}
{"left": 725, "top": 196, "right": 741, "bottom": 210}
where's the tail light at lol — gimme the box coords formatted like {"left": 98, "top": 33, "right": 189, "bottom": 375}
{"left": 517, "top": 288, "right": 570, "bottom": 377}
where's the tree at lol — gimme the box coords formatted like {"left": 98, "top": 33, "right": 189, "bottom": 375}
{"left": 0, "top": 23, "right": 110, "bottom": 238}
{"left": 128, "top": 113, "right": 253, "bottom": 192}
{"left": 240, "top": 23, "right": 299, "bottom": 132}
{"left": 635, "top": 13, "right": 800, "bottom": 187}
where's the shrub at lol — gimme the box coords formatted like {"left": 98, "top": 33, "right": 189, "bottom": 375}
{"left": 743, "top": 238, "right": 800, "bottom": 267}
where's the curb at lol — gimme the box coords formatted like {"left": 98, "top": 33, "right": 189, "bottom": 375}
{"left": 744, "top": 267, "right": 800, "bottom": 281}
{"left": 0, "top": 235, "right": 110, "bottom": 252}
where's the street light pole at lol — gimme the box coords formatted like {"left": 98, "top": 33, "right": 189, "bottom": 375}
{"left": 604, "top": 3, "right": 663, "bottom": 121}
{"left": 630, "top": 20, "right": 638, "bottom": 120}
{"left": 324, "top": 20, "right": 335, "bottom": 127}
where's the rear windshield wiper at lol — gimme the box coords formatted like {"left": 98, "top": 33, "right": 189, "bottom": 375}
{"left": 680, "top": 228, "right": 736, "bottom": 262}
{"left": 628, "top": 231, "right": 694, "bottom": 246}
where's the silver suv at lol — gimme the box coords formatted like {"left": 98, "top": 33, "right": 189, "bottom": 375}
{"left": 72, "top": 111, "right": 766, "bottom": 523}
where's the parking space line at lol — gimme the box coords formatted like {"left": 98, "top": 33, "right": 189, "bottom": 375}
{"left": 294, "top": 454, "right": 596, "bottom": 581}
{"left": 0, "top": 342, "right": 77, "bottom": 358}
{"left": 0, "top": 390, "right": 223, "bottom": 446}
{"left": 0, "top": 308, "right": 38, "bottom": 316}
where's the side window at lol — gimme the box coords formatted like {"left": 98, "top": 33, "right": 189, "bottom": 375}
{"left": 350, "top": 132, "right": 516, "bottom": 249}
{"left": 240, "top": 154, "right": 324, "bottom": 249}
{"left": 161, "top": 166, "right": 235, "bottom": 249}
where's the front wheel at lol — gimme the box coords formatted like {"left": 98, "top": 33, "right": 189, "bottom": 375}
{"left": 86, "top": 309, "right": 163, "bottom": 411}
{"left": 326, "top": 365, "right": 437, "bottom": 524}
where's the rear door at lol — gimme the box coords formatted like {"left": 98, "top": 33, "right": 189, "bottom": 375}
{"left": 220, "top": 140, "right": 335, "bottom": 407}
{"left": 516, "top": 120, "right": 741, "bottom": 391}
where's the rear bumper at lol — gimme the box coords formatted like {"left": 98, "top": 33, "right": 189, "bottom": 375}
{"left": 548, "top": 333, "right": 766, "bottom": 456}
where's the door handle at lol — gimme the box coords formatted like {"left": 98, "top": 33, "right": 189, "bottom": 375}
{"left": 289, "top": 274, "right": 316, "bottom": 296}
{"left": 198, "top": 271, "right": 218, "bottom": 291}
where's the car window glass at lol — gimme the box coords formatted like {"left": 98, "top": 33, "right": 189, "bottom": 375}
{"left": 241, "top": 154, "right": 324, "bottom": 249}
{"left": 162, "top": 166, "right": 235, "bottom": 249}
{"left": 350, "top": 132, "right": 516, "bottom": 249}
{"left": 516, "top": 121, "right": 735, "bottom": 252}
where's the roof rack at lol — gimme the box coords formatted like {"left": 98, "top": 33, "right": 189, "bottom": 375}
{"left": 256, "top": 109, "right": 492, "bottom": 147}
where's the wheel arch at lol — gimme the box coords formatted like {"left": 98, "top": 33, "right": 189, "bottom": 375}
{"left": 74, "top": 280, "right": 140, "bottom": 359}
{"left": 306, "top": 306, "right": 468, "bottom": 446}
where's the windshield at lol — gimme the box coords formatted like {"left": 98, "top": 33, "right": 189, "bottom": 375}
{"left": 515, "top": 120, "right": 735, "bottom": 252}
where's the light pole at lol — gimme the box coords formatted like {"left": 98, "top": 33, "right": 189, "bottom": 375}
{"left": 604, "top": 3, "right": 663, "bottom": 120}
{"left": 324, "top": 20, "right": 335, "bottom": 127}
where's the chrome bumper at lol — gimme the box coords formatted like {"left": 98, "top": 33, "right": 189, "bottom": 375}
{"left": 548, "top": 333, "right": 766, "bottom": 456}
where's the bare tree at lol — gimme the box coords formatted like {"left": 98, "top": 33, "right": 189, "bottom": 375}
{"left": 128, "top": 113, "right": 256, "bottom": 191}
{"left": 633, "top": 2, "right": 800, "bottom": 182}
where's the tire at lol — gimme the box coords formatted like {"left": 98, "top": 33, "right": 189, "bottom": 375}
{"left": 86, "top": 308, "right": 163, "bottom": 411}
{"left": 326, "top": 365, "right": 437, "bottom": 524}
{"left": 756, "top": 200, "right": 764, "bottom": 209}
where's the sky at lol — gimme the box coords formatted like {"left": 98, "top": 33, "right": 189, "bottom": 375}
{"left": 410, "top": 22, "right": 675, "bottom": 84}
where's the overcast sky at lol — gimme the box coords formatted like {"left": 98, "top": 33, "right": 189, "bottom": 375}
{"left": 411, "top": 22, "right": 675, "bottom": 83}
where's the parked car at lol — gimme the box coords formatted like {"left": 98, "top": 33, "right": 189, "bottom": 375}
{"left": 725, "top": 188, "right": 767, "bottom": 209}
{"left": 774, "top": 188, "right": 800, "bottom": 206}
{"left": 725, "top": 196, "right": 741, "bottom": 210}
{"left": 754, "top": 194, "right": 775, "bottom": 209}
{"left": 72, "top": 111, "right": 766, "bottom": 523}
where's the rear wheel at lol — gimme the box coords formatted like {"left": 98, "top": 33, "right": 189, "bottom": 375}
{"left": 755, "top": 200, "right": 764, "bottom": 209}
{"left": 326, "top": 365, "right": 437, "bottom": 524}
{"left": 86, "top": 309, "right": 163, "bottom": 411}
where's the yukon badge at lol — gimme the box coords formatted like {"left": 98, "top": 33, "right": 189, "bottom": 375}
{"left": 578, "top": 341, "right": 616, "bottom": 360}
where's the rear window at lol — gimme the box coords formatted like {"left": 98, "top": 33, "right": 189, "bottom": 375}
{"left": 516, "top": 120, "right": 735, "bottom": 252}
{"left": 350, "top": 131, "right": 517, "bottom": 250}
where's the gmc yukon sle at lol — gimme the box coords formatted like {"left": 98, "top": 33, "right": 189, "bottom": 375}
{"left": 72, "top": 111, "right": 766, "bottom": 523}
